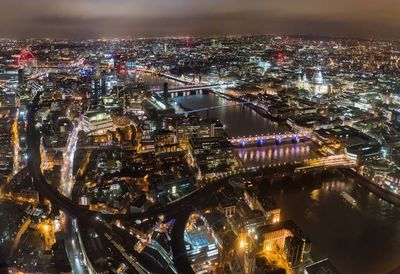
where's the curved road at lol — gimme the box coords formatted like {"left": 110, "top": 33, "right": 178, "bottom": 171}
{"left": 27, "top": 93, "right": 237, "bottom": 274}
{"left": 26, "top": 94, "right": 174, "bottom": 274}
{"left": 59, "top": 116, "right": 92, "bottom": 274}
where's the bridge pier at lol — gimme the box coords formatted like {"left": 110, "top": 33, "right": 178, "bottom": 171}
{"left": 275, "top": 137, "right": 283, "bottom": 145}
{"left": 256, "top": 139, "right": 264, "bottom": 146}
{"left": 229, "top": 133, "right": 308, "bottom": 147}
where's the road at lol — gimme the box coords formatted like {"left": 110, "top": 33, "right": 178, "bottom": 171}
{"left": 59, "top": 116, "right": 91, "bottom": 274}
{"left": 104, "top": 173, "right": 232, "bottom": 221}
{"left": 170, "top": 209, "right": 194, "bottom": 274}
{"left": 26, "top": 94, "right": 175, "bottom": 274}
{"left": 27, "top": 94, "right": 242, "bottom": 274}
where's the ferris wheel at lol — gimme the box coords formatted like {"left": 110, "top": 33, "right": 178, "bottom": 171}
{"left": 18, "top": 50, "right": 37, "bottom": 72}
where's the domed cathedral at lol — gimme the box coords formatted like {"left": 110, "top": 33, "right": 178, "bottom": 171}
{"left": 296, "top": 67, "right": 332, "bottom": 95}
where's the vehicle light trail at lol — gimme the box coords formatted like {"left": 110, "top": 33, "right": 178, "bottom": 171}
{"left": 60, "top": 117, "right": 92, "bottom": 274}
{"left": 61, "top": 117, "right": 83, "bottom": 198}
{"left": 12, "top": 110, "right": 20, "bottom": 176}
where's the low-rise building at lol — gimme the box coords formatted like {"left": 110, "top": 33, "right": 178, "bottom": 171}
{"left": 256, "top": 220, "right": 312, "bottom": 268}
{"left": 189, "top": 137, "right": 237, "bottom": 179}
{"left": 83, "top": 110, "right": 114, "bottom": 135}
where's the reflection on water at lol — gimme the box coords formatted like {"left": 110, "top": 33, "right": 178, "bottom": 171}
{"left": 237, "top": 142, "right": 316, "bottom": 167}
{"left": 173, "top": 93, "right": 318, "bottom": 167}
{"left": 139, "top": 73, "right": 400, "bottom": 274}
{"left": 310, "top": 189, "right": 320, "bottom": 202}
{"left": 174, "top": 94, "right": 287, "bottom": 137}
{"left": 174, "top": 93, "right": 315, "bottom": 167}
{"left": 132, "top": 72, "right": 184, "bottom": 90}
{"left": 273, "top": 177, "right": 400, "bottom": 274}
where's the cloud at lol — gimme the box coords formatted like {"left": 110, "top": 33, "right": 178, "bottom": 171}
{"left": 0, "top": 0, "right": 399, "bottom": 39}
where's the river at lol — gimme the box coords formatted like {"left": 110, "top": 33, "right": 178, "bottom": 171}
{"left": 268, "top": 175, "right": 400, "bottom": 274}
{"left": 134, "top": 72, "right": 286, "bottom": 137}
{"left": 138, "top": 72, "right": 400, "bottom": 274}
{"left": 173, "top": 91, "right": 400, "bottom": 274}
{"left": 175, "top": 93, "right": 286, "bottom": 137}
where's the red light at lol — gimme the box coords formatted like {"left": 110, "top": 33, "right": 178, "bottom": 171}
{"left": 18, "top": 51, "right": 36, "bottom": 68}
{"left": 277, "top": 51, "right": 285, "bottom": 63}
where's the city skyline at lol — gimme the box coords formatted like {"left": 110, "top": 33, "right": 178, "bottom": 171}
{"left": 1, "top": 0, "right": 400, "bottom": 39}
{"left": 1, "top": 1, "right": 400, "bottom": 272}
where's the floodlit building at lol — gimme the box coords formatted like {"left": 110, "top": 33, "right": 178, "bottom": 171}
{"left": 176, "top": 118, "right": 225, "bottom": 147}
{"left": 256, "top": 220, "right": 311, "bottom": 268}
{"left": 296, "top": 68, "right": 332, "bottom": 95}
{"left": 83, "top": 110, "right": 114, "bottom": 135}
{"left": 188, "top": 137, "right": 237, "bottom": 179}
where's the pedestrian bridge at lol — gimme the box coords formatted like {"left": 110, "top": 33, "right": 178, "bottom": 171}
{"left": 176, "top": 101, "right": 246, "bottom": 115}
{"left": 131, "top": 68, "right": 234, "bottom": 94}
{"left": 153, "top": 83, "right": 224, "bottom": 94}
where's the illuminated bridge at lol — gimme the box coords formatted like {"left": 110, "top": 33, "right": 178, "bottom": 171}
{"left": 130, "top": 68, "right": 194, "bottom": 85}
{"left": 131, "top": 68, "right": 234, "bottom": 93}
{"left": 154, "top": 83, "right": 224, "bottom": 94}
{"left": 294, "top": 154, "right": 356, "bottom": 173}
{"left": 228, "top": 132, "right": 309, "bottom": 146}
{"left": 230, "top": 154, "right": 356, "bottom": 175}
{"left": 176, "top": 101, "right": 246, "bottom": 114}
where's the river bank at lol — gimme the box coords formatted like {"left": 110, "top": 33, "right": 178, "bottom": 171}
{"left": 256, "top": 168, "right": 400, "bottom": 274}
{"left": 213, "top": 90, "right": 288, "bottom": 125}
{"left": 141, "top": 71, "right": 400, "bottom": 273}
{"left": 344, "top": 168, "right": 400, "bottom": 207}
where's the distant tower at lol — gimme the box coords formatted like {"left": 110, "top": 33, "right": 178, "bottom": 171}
{"left": 18, "top": 68, "right": 25, "bottom": 88}
{"left": 92, "top": 70, "right": 106, "bottom": 105}
{"left": 100, "top": 72, "right": 107, "bottom": 97}
{"left": 313, "top": 67, "right": 323, "bottom": 84}
{"left": 93, "top": 77, "right": 100, "bottom": 104}
{"left": 164, "top": 43, "right": 167, "bottom": 53}
{"left": 163, "top": 82, "right": 169, "bottom": 101}
{"left": 113, "top": 52, "right": 125, "bottom": 73}
{"left": 302, "top": 73, "right": 308, "bottom": 83}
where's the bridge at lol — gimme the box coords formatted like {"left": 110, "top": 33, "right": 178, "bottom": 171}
{"left": 99, "top": 153, "right": 356, "bottom": 221}
{"left": 294, "top": 154, "right": 356, "bottom": 173}
{"left": 233, "top": 154, "right": 356, "bottom": 174}
{"left": 153, "top": 83, "right": 224, "bottom": 95}
{"left": 131, "top": 68, "right": 194, "bottom": 85}
{"left": 229, "top": 132, "right": 309, "bottom": 146}
{"left": 176, "top": 101, "right": 246, "bottom": 115}
{"left": 132, "top": 67, "right": 234, "bottom": 94}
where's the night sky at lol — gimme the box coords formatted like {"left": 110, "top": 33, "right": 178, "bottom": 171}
{"left": 1, "top": 0, "right": 399, "bottom": 39}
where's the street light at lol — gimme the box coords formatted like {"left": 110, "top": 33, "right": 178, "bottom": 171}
{"left": 240, "top": 239, "right": 246, "bottom": 249}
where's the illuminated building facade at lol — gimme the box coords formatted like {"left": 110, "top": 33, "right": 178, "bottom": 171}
{"left": 296, "top": 68, "right": 332, "bottom": 95}
{"left": 154, "top": 129, "right": 178, "bottom": 154}
{"left": 83, "top": 110, "right": 114, "bottom": 135}
{"left": 188, "top": 137, "right": 237, "bottom": 178}
{"left": 185, "top": 214, "right": 220, "bottom": 270}
{"left": 256, "top": 220, "right": 311, "bottom": 268}
{"left": 176, "top": 118, "right": 225, "bottom": 147}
